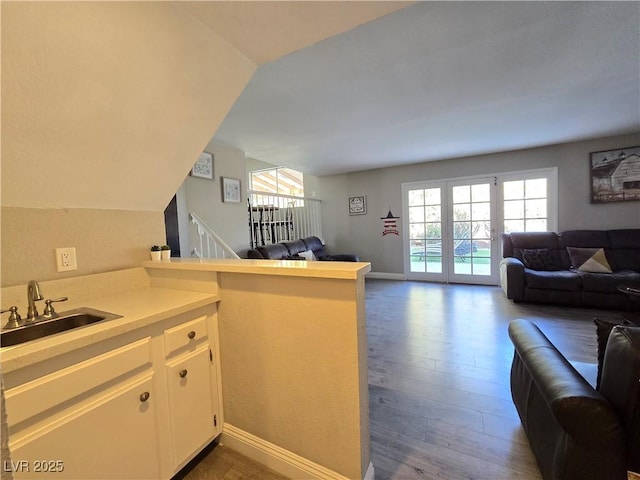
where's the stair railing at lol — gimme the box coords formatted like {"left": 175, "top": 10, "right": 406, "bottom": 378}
{"left": 190, "top": 212, "right": 240, "bottom": 259}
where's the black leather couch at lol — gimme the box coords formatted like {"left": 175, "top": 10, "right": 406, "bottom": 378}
{"left": 509, "top": 319, "right": 640, "bottom": 479}
{"left": 247, "top": 236, "right": 359, "bottom": 262}
{"left": 500, "top": 229, "right": 640, "bottom": 309}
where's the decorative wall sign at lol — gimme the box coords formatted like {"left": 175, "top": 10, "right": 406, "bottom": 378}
{"left": 191, "top": 152, "right": 214, "bottom": 179}
{"left": 348, "top": 195, "right": 367, "bottom": 215}
{"left": 590, "top": 146, "right": 640, "bottom": 203}
{"left": 222, "top": 177, "right": 241, "bottom": 203}
{"left": 381, "top": 209, "right": 400, "bottom": 236}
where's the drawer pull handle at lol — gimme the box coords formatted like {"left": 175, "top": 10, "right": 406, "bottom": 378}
{"left": 179, "top": 369, "right": 188, "bottom": 378}
{"left": 139, "top": 392, "right": 150, "bottom": 402}
{"left": 187, "top": 331, "right": 196, "bottom": 339}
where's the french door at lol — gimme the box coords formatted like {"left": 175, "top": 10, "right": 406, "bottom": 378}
{"left": 404, "top": 168, "right": 557, "bottom": 285}
{"left": 404, "top": 178, "right": 497, "bottom": 285}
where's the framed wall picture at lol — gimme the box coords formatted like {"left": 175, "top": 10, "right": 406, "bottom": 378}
{"left": 222, "top": 177, "right": 241, "bottom": 203}
{"left": 191, "top": 152, "right": 214, "bottom": 179}
{"left": 590, "top": 146, "right": 640, "bottom": 203}
{"left": 348, "top": 195, "right": 367, "bottom": 215}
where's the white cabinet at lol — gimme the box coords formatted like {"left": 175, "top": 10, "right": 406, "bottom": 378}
{"left": 167, "top": 346, "right": 216, "bottom": 466}
{"left": 3, "top": 305, "right": 222, "bottom": 480}
{"left": 163, "top": 315, "right": 222, "bottom": 469}
{"left": 10, "top": 375, "right": 160, "bottom": 480}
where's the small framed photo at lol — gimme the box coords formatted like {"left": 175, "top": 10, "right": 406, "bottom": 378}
{"left": 191, "top": 152, "right": 214, "bottom": 180}
{"left": 348, "top": 195, "right": 367, "bottom": 215}
{"left": 222, "top": 177, "right": 241, "bottom": 203}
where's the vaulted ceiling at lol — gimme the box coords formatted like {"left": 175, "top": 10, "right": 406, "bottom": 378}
{"left": 213, "top": 1, "right": 640, "bottom": 176}
{"left": 1, "top": 1, "right": 409, "bottom": 211}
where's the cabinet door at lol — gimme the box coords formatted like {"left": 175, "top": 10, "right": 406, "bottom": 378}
{"left": 166, "top": 345, "right": 215, "bottom": 468}
{"left": 10, "top": 375, "right": 161, "bottom": 480}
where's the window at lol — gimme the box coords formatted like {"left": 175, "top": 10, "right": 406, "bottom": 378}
{"left": 502, "top": 170, "right": 556, "bottom": 233}
{"left": 249, "top": 167, "right": 304, "bottom": 207}
{"left": 250, "top": 167, "right": 304, "bottom": 197}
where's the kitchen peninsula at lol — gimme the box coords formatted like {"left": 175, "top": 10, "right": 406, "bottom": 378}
{"left": 1, "top": 258, "right": 372, "bottom": 480}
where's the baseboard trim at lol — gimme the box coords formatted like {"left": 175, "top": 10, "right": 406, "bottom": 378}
{"left": 365, "top": 272, "right": 406, "bottom": 280}
{"left": 221, "top": 424, "right": 370, "bottom": 480}
{"left": 364, "top": 461, "right": 375, "bottom": 480}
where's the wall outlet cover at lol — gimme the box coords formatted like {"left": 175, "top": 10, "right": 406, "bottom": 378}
{"left": 56, "top": 247, "right": 77, "bottom": 272}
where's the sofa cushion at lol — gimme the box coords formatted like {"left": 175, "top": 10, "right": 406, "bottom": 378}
{"left": 607, "top": 229, "right": 640, "bottom": 271}
{"left": 510, "top": 232, "right": 559, "bottom": 259}
{"left": 256, "top": 243, "right": 290, "bottom": 260}
{"left": 284, "top": 239, "right": 308, "bottom": 256}
{"left": 521, "top": 248, "right": 562, "bottom": 271}
{"left": 599, "top": 325, "right": 640, "bottom": 473}
{"left": 581, "top": 270, "right": 640, "bottom": 293}
{"left": 594, "top": 318, "right": 631, "bottom": 390}
{"left": 525, "top": 269, "right": 582, "bottom": 291}
{"left": 567, "top": 247, "right": 613, "bottom": 273}
{"left": 302, "top": 236, "right": 329, "bottom": 259}
{"left": 558, "top": 230, "right": 611, "bottom": 269}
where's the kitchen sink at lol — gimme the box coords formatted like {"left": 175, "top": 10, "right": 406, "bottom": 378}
{"left": 0, "top": 307, "right": 122, "bottom": 347}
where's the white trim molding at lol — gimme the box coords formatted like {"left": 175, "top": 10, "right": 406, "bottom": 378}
{"left": 365, "top": 272, "right": 406, "bottom": 281}
{"left": 222, "top": 423, "right": 373, "bottom": 480}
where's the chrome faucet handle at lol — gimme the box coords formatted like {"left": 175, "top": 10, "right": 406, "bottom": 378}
{"left": 43, "top": 297, "right": 68, "bottom": 319}
{"left": 1, "top": 306, "right": 22, "bottom": 329}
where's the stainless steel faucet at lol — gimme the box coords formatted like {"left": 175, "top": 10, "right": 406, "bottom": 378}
{"left": 26, "top": 280, "right": 44, "bottom": 322}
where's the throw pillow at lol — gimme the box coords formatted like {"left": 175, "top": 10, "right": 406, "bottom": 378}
{"left": 521, "top": 248, "right": 560, "bottom": 271}
{"left": 298, "top": 250, "right": 317, "bottom": 261}
{"left": 593, "top": 318, "right": 630, "bottom": 390}
{"left": 566, "top": 247, "right": 613, "bottom": 273}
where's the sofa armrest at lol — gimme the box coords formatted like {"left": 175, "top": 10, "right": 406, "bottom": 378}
{"left": 246, "top": 249, "right": 264, "bottom": 259}
{"left": 500, "top": 257, "right": 525, "bottom": 301}
{"left": 508, "top": 320, "right": 627, "bottom": 479}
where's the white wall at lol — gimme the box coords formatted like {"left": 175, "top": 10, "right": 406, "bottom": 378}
{"left": 1, "top": 2, "right": 255, "bottom": 287}
{"left": 177, "top": 142, "right": 250, "bottom": 257}
{"left": 318, "top": 133, "right": 640, "bottom": 274}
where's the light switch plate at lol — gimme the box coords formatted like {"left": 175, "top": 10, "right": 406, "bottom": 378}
{"left": 56, "top": 247, "right": 77, "bottom": 272}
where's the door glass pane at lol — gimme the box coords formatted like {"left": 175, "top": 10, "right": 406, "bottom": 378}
{"left": 453, "top": 203, "right": 470, "bottom": 219}
{"left": 453, "top": 182, "right": 492, "bottom": 276}
{"left": 408, "top": 190, "right": 424, "bottom": 206}
{"left": 471, "top": 202, "right": 491, "bottom": 220}
{"left": 425, "top": 205, "right": 441, "bottom": 221}
{"left": 408, "top": 188, "right": 442, "bottom": 273}
{"left": 452, "top": 185, "right": 470, "bottom": 203}
{"left": 409, "top": 206, "right": 424, "bottom": 223}
{"left": 425, "top": 188, "right": 440, "bottom": 205}
{"left": 472, "top": 183, "right": 490, "bottom": 202}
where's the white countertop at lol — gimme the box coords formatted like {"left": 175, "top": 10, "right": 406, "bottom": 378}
{"left": 142, "top": 258, "right": 371, "bottom": 280}
{"left": 1, "top": 286, "right": 219, "bottom": 373}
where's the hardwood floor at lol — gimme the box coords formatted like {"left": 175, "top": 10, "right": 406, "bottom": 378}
{"left": 182, "top": 279, "right": 624, "bottom": 479}
{"left": 366, "top": 279, "right": 621, "bottom": 480}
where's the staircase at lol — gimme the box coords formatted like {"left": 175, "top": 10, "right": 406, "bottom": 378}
{"left": 190, "top": 212, "right": 240, "bottom": 259}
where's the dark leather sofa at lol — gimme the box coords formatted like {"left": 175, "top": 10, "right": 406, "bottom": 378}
{"left": 500, "top": 229, "right": 640, "bottom": 309}
{"left": 247, "top": 236, "right": 359, "bottom": 262}
{"left": 509, "top": 319, "right": 640, "bottom": 479}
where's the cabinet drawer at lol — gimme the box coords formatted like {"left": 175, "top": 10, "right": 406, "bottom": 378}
{"left": 164, "top": 315, "right": 207, "bottom": 357}
{"left": 6, "top": 337, "right": 152, "bottom": 426}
